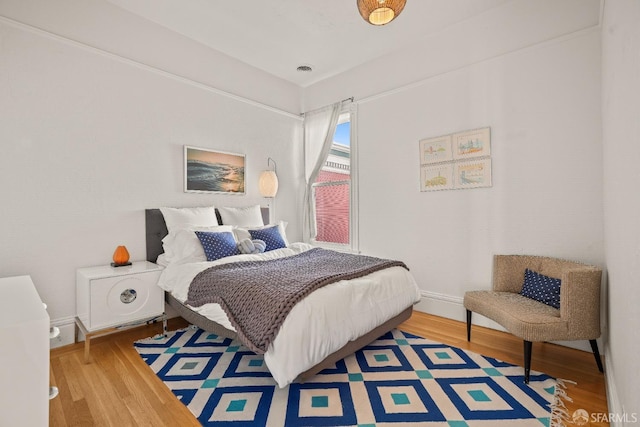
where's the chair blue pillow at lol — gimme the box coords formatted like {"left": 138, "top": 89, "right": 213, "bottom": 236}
{"left": 248, "top": 225, "right": 286, "bottom": 252}
{"left": 520, "top": 268, "right": 562, "bottom": 309}
{"left": 194, "top": 231, "right": 238, "bottom": 261}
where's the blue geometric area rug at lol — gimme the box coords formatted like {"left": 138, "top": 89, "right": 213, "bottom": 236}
{"left": 134, "top": 326, "right": 567, "bottom": 427}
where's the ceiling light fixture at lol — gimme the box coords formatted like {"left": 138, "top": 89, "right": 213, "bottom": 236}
{"left": 357, "top": 0, "right": 406, "bottom": 26}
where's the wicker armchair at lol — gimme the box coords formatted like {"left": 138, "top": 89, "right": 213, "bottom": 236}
{"left": 463, "top": 255, "right": 603, "bottom": 383}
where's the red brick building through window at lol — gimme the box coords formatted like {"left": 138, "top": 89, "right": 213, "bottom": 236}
{"left": 313, "top": 144, "right": 350, "bottom": 244}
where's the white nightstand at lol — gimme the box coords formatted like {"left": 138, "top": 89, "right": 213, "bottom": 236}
{"left": 76, "top": 261, "right": 165, "bottom": 362}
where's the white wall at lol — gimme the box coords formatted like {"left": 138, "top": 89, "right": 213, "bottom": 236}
{"left": 303, "top": 0, "right": 600, "bottom": 111}
{"left": 305, "top": 0, "right": 604, "bottom": 352}
{"left": 601, "top": 0, "right": 640, "bottom": 421}
{"left": 358, "top": 30, "right": 603, "bottom": 319}
{"left": 0, "top": 13, "right": 304, "bottom": 337}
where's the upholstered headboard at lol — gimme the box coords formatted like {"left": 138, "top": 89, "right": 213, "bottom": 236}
{"left": 145, "top": 207, "right": 270, "bottom": 263}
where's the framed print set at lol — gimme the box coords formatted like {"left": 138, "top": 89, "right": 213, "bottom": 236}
{"left": 419, "top": 127, "right": 492, "bottom": 191}
{"left": 184, "top": 145, "right": 246, "bottom": 194}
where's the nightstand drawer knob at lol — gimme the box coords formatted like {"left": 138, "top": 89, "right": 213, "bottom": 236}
{"left": 120, "top": 289, "right": 137, "bottom": 304}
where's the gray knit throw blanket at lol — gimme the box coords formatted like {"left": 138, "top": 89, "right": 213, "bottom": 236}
{"left": 186, "top": 248, "right": 408, "bottom": 354}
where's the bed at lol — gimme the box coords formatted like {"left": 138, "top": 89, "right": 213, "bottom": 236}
{"left": 145, "top": 207, "right": 421, "bottom": 388}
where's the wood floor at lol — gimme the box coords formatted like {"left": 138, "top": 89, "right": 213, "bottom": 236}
{"left": 49, "top": 311, "right": 609, "bottom": 426}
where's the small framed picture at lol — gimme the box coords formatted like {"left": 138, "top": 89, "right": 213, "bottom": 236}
{"left": 184, "top": 145, "right": 245, "bottom": 194}
{"left": 452, "top": 127, "right": 491, "bottom": 160}
{"left": 421, "top": 163, "right": 454, "bottom": 191}
{"left": 454, "top": 158, "right": 492, "bottom": 189}
{"left": 419, "top": 135, "right": 453, "bottom": 164}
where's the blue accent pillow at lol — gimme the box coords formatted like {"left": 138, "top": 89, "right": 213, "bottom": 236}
{"left": 248, "top": 225, "right": 286, "bottom": 252}
{"left": 194, "top": 231, "right": 238, "bottom": 261}
{"left": 520, "top": 268, "right": 562, "bottom": 309}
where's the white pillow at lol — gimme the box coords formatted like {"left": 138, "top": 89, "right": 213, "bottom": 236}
{"left": 218, "top": 205, "right": 264, "bottom": 227}
{"left": 162, "top": 225, "right": 234, "bottom": 264}
{"left": 160, "top": 206, "right": 219, "bottom": 233}
{"left": 233, "top": 221, "right": 289, "bottom": 247}
{"left": 156, "top": 253, "right": 170, "bottom": 268}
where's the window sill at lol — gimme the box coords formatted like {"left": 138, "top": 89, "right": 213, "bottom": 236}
{"left": 309, "top": 239, "right": 359, "bottom": 254}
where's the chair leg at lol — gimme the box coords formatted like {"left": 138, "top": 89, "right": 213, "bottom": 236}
{"left": 589, "top": 339, "right": 604, "bottom": 373}
{"left": 466, "top": 310, "right": 472, "bottom": 341}
{"left": 523, "top": 341, "right": 532, "bottom": 384}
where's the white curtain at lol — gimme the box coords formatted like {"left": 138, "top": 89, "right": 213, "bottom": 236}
{"left": 302, "top": 102, "right": 341, "bottom": 242}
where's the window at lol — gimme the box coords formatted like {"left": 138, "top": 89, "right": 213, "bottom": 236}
{"left": 311, "top": 107, "right": 357, "bottom": 250}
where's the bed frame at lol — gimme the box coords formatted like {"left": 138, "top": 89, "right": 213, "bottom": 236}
{"left": 145, "top": 208, "right": 412, "bottom": 381}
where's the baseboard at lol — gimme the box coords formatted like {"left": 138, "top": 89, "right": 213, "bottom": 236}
{"left": 50, "top": 316, "right": 76, "bottom": 349}
{"left": 604, "top": 347, "right": 623, "bottom": 427}
{"left": 50, "top": 303, "right": 180, "bottom": 348}
{"left": 415, "top": 290, "right": 595, "bottom": 353}
{"left": 415, "top": 291, "right": 506, "bottom": 332}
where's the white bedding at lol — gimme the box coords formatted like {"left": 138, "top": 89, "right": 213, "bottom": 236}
{"left": 157, "top": 242, "right": 421, "bottom": 388}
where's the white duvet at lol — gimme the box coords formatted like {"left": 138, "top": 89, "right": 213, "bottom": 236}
{"left": 157, "top": 242, "right": 421, "bottom": 388}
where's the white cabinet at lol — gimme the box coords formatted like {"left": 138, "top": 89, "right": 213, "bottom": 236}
{"left": 0, "top": 275, "right": 50, "bottom": 427}
{"left": 76, "top": 261, "right": 163, "bottom": 332}
{"left": 76, "top": 261, "right": 164, "bottom": 362}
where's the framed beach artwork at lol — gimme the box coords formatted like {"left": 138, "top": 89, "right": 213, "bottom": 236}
{"left": 452, "top": 127, "right": 491, "bottom": 160}
{"left": 184, "top": 146, "right": 245, "bottom": 194}
{"left": 453, "top": 158, "right": 492, "bottom": 189}
{"left": 420, "top": 164, "right": 454, "bottom": 191}
{"left": 419, "top": 135, "right": 453, "bottom": 164}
